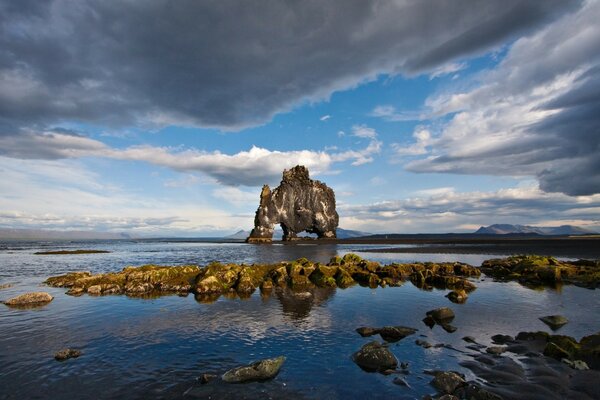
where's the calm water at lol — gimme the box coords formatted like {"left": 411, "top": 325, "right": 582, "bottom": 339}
{"left": 1, "top": 240, "right": 599, "bottom": 399}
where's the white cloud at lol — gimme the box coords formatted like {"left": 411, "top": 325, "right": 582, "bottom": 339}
{"left": 429, "top": 62, "right": 467, "bottom": 79}
{"left": 392, "top": 128, "right": 433, "bottom": 156}
{"left": 0, "top": 131, "right": 382, "bottom": 186}
{"left": 211, "top": 187, "right": 258, "bottom": 207}
{"left": 370, "top": 105, "right": 426, "bottom": 122}
{"left": 351, "top": 124, "right": 377, "bottom": 139}
{"left": 320, "top": 115, "right": 331, "bottom": 121}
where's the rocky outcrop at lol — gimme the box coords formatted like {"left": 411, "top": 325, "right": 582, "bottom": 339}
{"left": 246, "top": 165, "right": 338, "bottom": 242}
{"left": 45, "top": 254, "right": 481, "bottom": 302}
{"left": 54, "top": 349, "right": 81, "bottom": 361}
{"left": 481, "top": 255, "right": 600, "bottom": 288}
{"left": 3, "top": 292, "right": 53, "bottom": 307}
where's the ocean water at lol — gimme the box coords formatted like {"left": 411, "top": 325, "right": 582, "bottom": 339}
{"left": 0, "top": 240, "right": 599, "bottom": 399}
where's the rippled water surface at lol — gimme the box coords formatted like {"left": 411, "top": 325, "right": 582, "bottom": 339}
{"left": 1, "top": 240, "right": 599, "bottom": 399}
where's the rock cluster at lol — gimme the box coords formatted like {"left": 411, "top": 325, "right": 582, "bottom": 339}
{"left": 45, "top": 265, "right": 200, "bottom": 296}
{"left": 246, "top": 165, "right": 339, "bottom": 242}
{"left": 45, "top": 254, "right": 480, "bottom": 300}
{"left": 481, "top": 255, "right": 600, "bottom": 288}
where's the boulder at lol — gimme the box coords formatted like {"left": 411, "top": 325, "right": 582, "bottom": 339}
{"left": 377, "top": 326, "right": 418, "bottom": 342}
{"left": 222, "top": 356, "right": 286, "bottom": 383}
{"left": 427, "top": 307, "right": 455, "bottom": 323}
{"left": 352, "top": 341, "right": 398, "bottom": 372}
{"left": 246, "top": 166, "right": 338, "bottom": 242}
{"left": 4, "top": 292, "right": 53, "bottom": 307}
{"left": 430, "top": 371, "right": 466, "bottom": 394}
{"left": 54, "top": 348, "right": 81, "bottom": 361}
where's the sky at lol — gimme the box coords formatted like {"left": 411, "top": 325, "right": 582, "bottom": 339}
{"left": 1, "top": 0, "right": 599, "bottom": 236}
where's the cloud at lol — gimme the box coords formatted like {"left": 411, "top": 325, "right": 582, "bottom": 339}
{"left": 370, "top": 105, "right": 425, "bottom": 122}
{"left": 429, "top": 62, "right": 467, "bottom": 79}
{"left": 351, "top": 124, "right": 377, "bottom": 139}
{"left": 0, "top": 0, "right": 579, "bottom": 134}
{"left": 392, "top": 128, "right": 432, "bottom": 156}
{"left": 404, "top": 0, "right": 600, "bottom": 196}
{"left": 339, "top": 184, "right": 600, "bottom": 233}
{"left": 0, "top": 130, "right": 381, "bottom": 186}
{"left": 320, "top": 115, "right": 331, "bottom": 121}
{"left": 212, "top": 187, "right": 258, "bottom": 207}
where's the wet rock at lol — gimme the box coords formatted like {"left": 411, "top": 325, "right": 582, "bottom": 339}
{"left": 356, "top": 327, "right": 379, "bottom": 337}
{"left": 222, "top": 356, "right": 286, "bottom": 383}
{"left": 423, "top": 316, "right": 436, "bottom": 329}
{"left": 195, "top": 276, "right": 223, "bottom": 294}
{"left": 54, "top": 348, "right": 81, "bottom": 361}
{"left": 0, "top": 283, "right": 14, "bottom": 290}
{"left": 462, "top": 336, "right": 477, "bottom": 344}
{"left": 4, "top": 292, "right": 53, "bottom": 307}
{"left": 377, "top": 326, "right": 418, "bottom": 342}
{"left": 441, "top": 324, "right": 457, "bottom": 333}
{"left": 544, "top": 342, "right": 571, "bottom": 360}
{"left": 198, "top": 373, "right": 217, "bottom": 384}
{"left": 437, "top": 395, "right": 459, "bottom": 400}
{"left": 352, "top": 341, "right": 398, "bottom": 372}
{"left": 491, "top": 334, "right": 514, "bottom": 345}
{"left": 400, "top": 362, "right": 409, "bottom": 370}
{"left": 309, "top": 265, "right": 338, "bottom": 287}
{"left": 430, "top": 371, "right": 466, "bottom": 394}
{"left": 486, "top": 346, "right": 506, "bottom": 356}
{"left": 246, "top": 166, "right": 338, "bottom": 242}
{"left": 393, "top": 377, "right": 410, "bottom": 387}
{"left": 539, "top": 315, "right": 568, "bottom": 330}
{"left": 426, "top": 307, "right": 455, "bottom": 323}
{"left": 562, "top": 359, "right": 589, "bottom": 370}
{"left": 453, "top": 383, "right": 503, "bottom": 400}
{"left": 446, "top": 289, "right": 468, "bottom": 303}
{"left": 416, "top": 339, "right": 432, "bottom": 348}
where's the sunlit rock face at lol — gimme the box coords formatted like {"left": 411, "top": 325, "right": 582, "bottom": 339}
{"left": 247, "top": 165, "right": 338, "bottom": 242}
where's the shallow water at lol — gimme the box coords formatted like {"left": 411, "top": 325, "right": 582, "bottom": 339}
{"left": 1, "top": 240, "right": 599, "bottom": 399}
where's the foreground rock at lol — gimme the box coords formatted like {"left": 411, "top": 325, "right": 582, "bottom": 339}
{"left": 481, "top": 255, "right": 600, "bottom": 288}
{"left": 430, "top": 371, "right": 466, "bottom": 394}
{"left": 46, "top": 254, "right": 481, "bottom": 299}
{"left": 221, "top": 356, "right": 286, "bottom": 383}
{"left": 356, "top": 326, "right": 417, "bottom": 342}
{"left": 54, "top": 348, "right": 81, "bottom": 361}
{"left": 3, "top": 292, "right": 53, "bottom": 307}
{"left": 352, "top": 341, "right": 398, "bottom": 372}
{"left": 507, "top": 331, "right": 600, "bottom": 370}
{"left": 246, "top": 165, "right": 339, "bottom": 242}
{"left": 539, "top": 315, "right": 568, "bottom": 330}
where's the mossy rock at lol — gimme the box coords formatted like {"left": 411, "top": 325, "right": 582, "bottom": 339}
{"left": 335, "top": 269, "right": 355, "bottom": 288}
{"left": 329, "top": 256, "right": 343, "bottom": 265}
{"left": 342, "top": 253, "right": 363, "bottom": 265}
{"left": 309, "top": 265, "right": 339, "bottom": 287}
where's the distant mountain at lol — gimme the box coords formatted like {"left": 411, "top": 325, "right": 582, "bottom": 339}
{"left": 0, "top": 228, "right": 133, "bottom": 240}
{"left": 225, "top": 228, "right": 371, "bottom": 240}
{"left": 475, "top": 224, "right": 596, "bottom": 236}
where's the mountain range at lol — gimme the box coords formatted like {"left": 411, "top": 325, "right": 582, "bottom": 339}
{"left": 475, "top": 224, "right": 596, "bottom": 235}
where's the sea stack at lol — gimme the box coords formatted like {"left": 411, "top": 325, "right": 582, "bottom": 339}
{"left": 247, "top": 165, "right": 338, "bottom": 242}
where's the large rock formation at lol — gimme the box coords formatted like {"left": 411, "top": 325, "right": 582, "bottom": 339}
{"left": 246, "top": 165, "right": 338, "bottom": 242}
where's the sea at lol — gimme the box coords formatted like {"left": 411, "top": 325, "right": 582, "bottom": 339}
{"left": 0, "top": 239, "right": 599, "bottom": 399}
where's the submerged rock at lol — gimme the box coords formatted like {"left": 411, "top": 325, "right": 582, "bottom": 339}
{"left": 430, "top": 371, "right": 466, "bottom": 394}
{"left": 352, "top": 341, "right": 398, "bottom": 372}
{"left": 222, "top": 356, "right": 286, "bottom": 383}
{"left": 246, "top": 166, "right": 339, "bottom": 242}
{"left": 446, "top": 289, "right": 468, "bottom": 303}
{"left": 539, "top": 315, "right": 569, "bottom": 330}
{"left": 54, "top": 348, "right": 81, "bottom": 361}
{"left": 4, "top": 292, "right": 53, "bottom": 307}
{"left": 355, "top": 326, "right": 417, "bottom": 342}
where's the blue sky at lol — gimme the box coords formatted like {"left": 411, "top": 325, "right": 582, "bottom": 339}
{"left": 1, "top": 0, "right": 599, "bottom": 236}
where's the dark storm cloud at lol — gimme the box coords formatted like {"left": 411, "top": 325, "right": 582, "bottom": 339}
{"left": 404, "top": 0, "right": 600, "bottom": 196}
{"left": 0, "top": 0, "right": 580, "bottom": 131}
